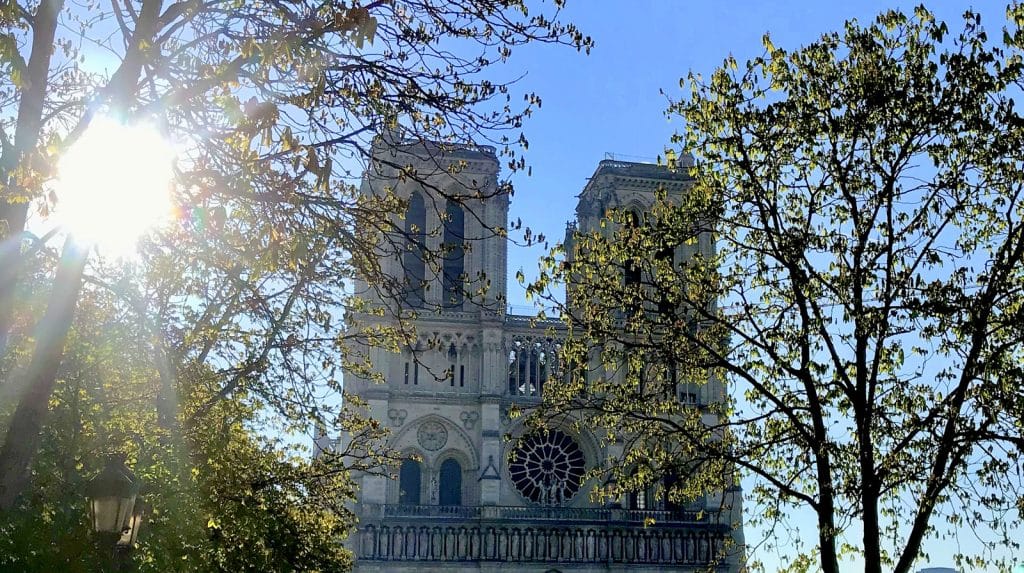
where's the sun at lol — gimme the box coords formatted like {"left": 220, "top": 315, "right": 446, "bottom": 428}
{"left": 52, "top": 116, "right": 177, "bottom": 257}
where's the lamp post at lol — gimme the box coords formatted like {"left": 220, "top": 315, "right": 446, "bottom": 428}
{"left": 86, "top": 455, "right": 146, "bottom": 572}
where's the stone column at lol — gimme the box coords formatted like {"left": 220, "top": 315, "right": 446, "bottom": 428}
{"left": 480, "top": 329, "right": 504, "bottom": 395}
{"left": 362, "top": 396, "right": 390, "bottom": 504}
{"left": 478, "top": 402, "right": 502, "bottom": 505}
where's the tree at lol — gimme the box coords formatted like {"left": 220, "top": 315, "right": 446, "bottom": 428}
{"left": 528, "top": 6, "right": 1024, "bottom": 573}
{"left": 0, "top": 263, "right": 390, "bottom": 571}
{"left": 0, "top": 0, "right": 591, "bottom": 563}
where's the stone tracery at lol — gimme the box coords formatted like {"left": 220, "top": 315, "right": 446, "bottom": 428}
{"left": 506, "top": 336, "right": 562, "bottom": 397}
{"left": 509, "top": 430, "right": 586, "bottom": 505}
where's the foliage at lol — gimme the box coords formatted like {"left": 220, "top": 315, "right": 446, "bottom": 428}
{"left": 529, "top": 6, "right": 1024, "bottom": 573}
{"left": 1, "top": 262, "right": 385, "bottom": 572}
{"left": 0, "top": 0, "right": 590, "bottom": 568}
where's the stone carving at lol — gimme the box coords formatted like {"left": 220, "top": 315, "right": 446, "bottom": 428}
{"left": 459, "top": 410, "right": 479, "bottom": 429}
{"left": 416, "top": 420, "right": 448, "bottom": 451}
{"left": 479, "top": 455, "right": 500, "bottom": 480}
{"left": 387, "top": 409, "right": 407, "bottom": 427}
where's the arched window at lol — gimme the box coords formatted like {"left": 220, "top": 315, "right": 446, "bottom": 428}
{"left": 629, "top": 487, "right": 648, "bottom": 510}
{"left": 399, "top": 459, "right": 421, "bottom": 505}
{"left": 536, "top": 347, "right": 548, "bottom": 395}
{"left": 438, "top": 458, "right": 462, "bottom": 506}
{"left": 623, "top": 210, "right": 641, "bottom": 288}
{"left": 508, "top": 345, "right": 520, "bottom": 395}
{"left": 627, "top": 468, "right": 651, "bottom": 510}
{"left": 448, "top": 344, "right": 458, "bottom": 387}
{"left": 529, "top": 343, "right": 545, "bottom": 396}
{"left": 442, "top": 199, "right": 465, "bottom": 309}
{"left": 404, "top": 192, "right": 426, "bottom": 307}
{"left": 518, "top": 344, "right": 530, "bottom": 394}
{"left": 655, "top": 242, "right": 674, "bottom": 317}
{"left": 663, "top": 473, "right": 682, "bottom": 512}
{"left": 507, "top": 340, "right": 531, "bottom": 396}
{"left": 507, "top": 339, "right": 555, "bottom": 396}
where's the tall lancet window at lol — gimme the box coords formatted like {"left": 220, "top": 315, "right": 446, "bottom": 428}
{"left": 442, "top": 199, "right": 465, "bottom": 309}
{"left": 404, "top": 191, "right": 426, "bottom": 307}
{"left": 448, "top": 344, "right": 458, "bottom": 387}
{"left": 623, "top": 210, "right": 642, "bottom": 288}
{"left": 399, "top": 459, "right": 422, "bottom": 504}
{"left": 655, "top": 241, "right": 675, "bottom": 318}
{"left": 439, "top": 459, "right": 462, "bottom": 506}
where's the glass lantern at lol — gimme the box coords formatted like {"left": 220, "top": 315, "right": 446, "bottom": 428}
{"left": 86, "top": 456, "right": 139, "bottom": 535}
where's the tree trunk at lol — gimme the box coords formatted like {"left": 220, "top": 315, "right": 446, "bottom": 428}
{"left": 0, "top": 226, "right": 25, "bottom": 358}
{"left": 0, "top": 0, "right": 67, "bottom": 357}
{"left": 0, "top": 237, "right": 88, "bottom": 509}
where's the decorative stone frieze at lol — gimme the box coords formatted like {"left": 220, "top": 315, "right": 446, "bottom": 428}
{"left": 387, "top": 409, "right": 408, "bottom": 427}
{"left": 459, "top": 411, "right": 479, "bottom": 429}
{"left": 417, "top": 420, "right": 449, "bottom": 451}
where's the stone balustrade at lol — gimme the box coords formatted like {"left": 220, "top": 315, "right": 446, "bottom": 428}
{"left": 357, "top": 522, "right": 729, "bottom": 565}
{"left": 369, "top": 503, "right": 708, "bottom": 524}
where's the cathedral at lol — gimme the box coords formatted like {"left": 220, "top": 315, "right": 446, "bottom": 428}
{"left": 331, "top": 137, "right": 744, "bottom": 572}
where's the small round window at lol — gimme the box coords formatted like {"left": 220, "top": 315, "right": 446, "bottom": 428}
{"left": 509, "top": 430, "right": 586, "bottom": 505}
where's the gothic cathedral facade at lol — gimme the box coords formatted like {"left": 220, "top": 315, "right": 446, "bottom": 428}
{"left": 336, "top": 139, "right": 744, "bottom": 572}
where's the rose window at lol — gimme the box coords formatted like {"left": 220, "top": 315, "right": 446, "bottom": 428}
{"left": 509, "top": 430, "right": 586, "bottom": 505}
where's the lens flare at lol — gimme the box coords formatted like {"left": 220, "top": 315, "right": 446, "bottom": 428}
{"left": 53, "top": 116, "right": 176, "bottom": 257}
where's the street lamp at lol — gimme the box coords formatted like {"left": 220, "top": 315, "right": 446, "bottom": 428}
{"left": 86, "top": 455, "right": 139, "bottom": 536}
{"left": 118, "top": 499, "right": 147, "bottom": 547}
{"left": 86, "top": 455, "right": 146, "bottom": 570}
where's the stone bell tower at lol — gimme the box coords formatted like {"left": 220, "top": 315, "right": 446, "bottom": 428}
{"left": 340, "top": 141, "right": 742, "bottom": 572}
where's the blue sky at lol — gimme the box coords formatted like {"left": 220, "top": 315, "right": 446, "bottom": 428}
{"left": 498, "top": 1, "right": 1019, "bottom": 571}
{"left": 502, "top": 0, "right": 1011, "bottom": 306}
